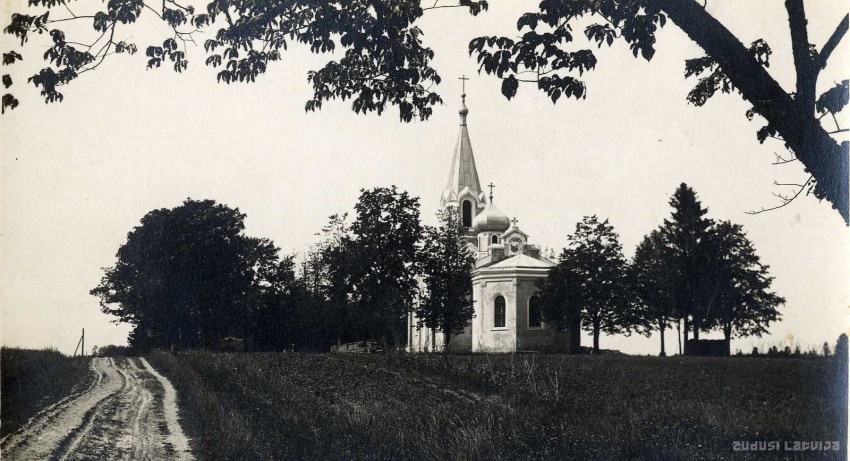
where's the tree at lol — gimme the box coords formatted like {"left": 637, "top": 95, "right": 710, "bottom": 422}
{"left": 660, "top": 183, "right": 713, "bottom": 343}
{"left": 349, "top": 186, "right": 422, "bottom": 346}
{"left": 701, "top": 221, "right": 784, "bottom": 342}
{"left": 632, "top": 228, "right": 675, "bottom": 356}
{"left": 416, "top": 207, "right": 475, "bottom": 351}
{"left": 548, "top": 215, "right": 639, "bottom": 353}
{"left": 4, "top": 1, "right": 846, "bottom": 221}
{"left": 470, "top": 0, "right": 848, "bottom": 221}
{"left": 315, "top": 213, "right": 359, "bottom": 345}
{"left": 536, "top": 258, "right": 583, "bottom": 354}
{"left": 638, "top": 187, "right": 784, "bottom": 353}
{"left": 90, "top": 198, "right": 280, "bottom": 350}
{"left": 250, "top": 253, "right": 334, "bottom": 351}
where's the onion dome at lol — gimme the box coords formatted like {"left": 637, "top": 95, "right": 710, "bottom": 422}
{"left": 472, "top": 201, "right": 510, "bottom": 233}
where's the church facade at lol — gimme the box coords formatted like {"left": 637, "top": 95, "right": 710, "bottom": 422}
{"left": 407, "top": 95, "right": 574, "bottom": 353}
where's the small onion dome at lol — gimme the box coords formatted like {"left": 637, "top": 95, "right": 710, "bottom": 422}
{"left": 472, "top": 202, "right": 510, "bottom": 233}
{"left": 459, "top": 94, "right": 469, "bottom": 116}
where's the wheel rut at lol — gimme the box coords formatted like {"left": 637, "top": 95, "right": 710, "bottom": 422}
{"left": 1, "top": 357, "right": 194, "bottom": 461}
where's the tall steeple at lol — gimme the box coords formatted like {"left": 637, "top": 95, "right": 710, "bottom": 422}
{"left": 440, "top": 91, "right": 486, "bottom": 212}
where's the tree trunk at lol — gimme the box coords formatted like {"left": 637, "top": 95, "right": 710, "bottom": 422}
{"left": 443, "top": 331, "right": 452, "bottom": 354}
{"left": 653, "top": 0, "right": 848, "bottom": 222}
{"left": 431, "top": 329, "right": 436, "bottom": 353}
{"left": 677, "top": 318, "right": 682, "bottom": 355}
{"left": 659, "top": 319, "right": 666, "bottom": 357}
{"left": 593, "top": 321, "right": 601, "bottom": 354}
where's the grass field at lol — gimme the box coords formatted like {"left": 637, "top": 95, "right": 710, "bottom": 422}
{"left": 147, "top": 351, "right": 845, "bottom": 460}
{"left": 0, "top": 347, "right": 93, "bottom": 437}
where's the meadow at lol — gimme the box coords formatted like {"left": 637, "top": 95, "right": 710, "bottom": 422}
{"left": 0, "top": 347, "right": 92, "bottom": 437}
{"left": 147, "top": 351, "right": 845, "bottom": 460}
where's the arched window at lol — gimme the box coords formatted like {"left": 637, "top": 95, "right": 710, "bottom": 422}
{"left": 528, "top": 296, "right": 542, "bottom": 328}
{"left": 494, "top": 296, "right": 506, "bottom": 328}
{"left": 491, "top": 235, "right": 498, "bottom": 244}
{"left": 462, "top": 200, "right": 472, "bottom": 227}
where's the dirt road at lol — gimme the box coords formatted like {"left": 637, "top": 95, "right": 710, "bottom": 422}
{"left": 1, "top": 357, "right": 194, "bottom": 460}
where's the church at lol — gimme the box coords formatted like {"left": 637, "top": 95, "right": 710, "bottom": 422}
{"left": 407, "top": 93, "right": 575, "bottom": 353}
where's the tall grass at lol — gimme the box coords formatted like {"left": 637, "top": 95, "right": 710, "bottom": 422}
{"left": 148, "top": 351, "right": 843, "bottom": 460}
{"left": 1, "top": 347, "right": 93, "bottom": 437}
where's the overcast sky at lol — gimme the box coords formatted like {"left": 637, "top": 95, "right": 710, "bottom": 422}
{"left": 2, "top": 0, "right": 848, "bottom": 355}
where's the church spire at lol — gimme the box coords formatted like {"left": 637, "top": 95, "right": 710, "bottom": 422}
{"left": 440, "top": 87, "right": 484, "bottom": 211}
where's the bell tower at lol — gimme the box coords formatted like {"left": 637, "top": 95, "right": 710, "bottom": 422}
{"left": 440, "top": 83, "right": 488, "bottom": 227}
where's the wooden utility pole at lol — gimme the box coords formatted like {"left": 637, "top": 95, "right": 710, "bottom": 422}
{"left": 73, "top": 328, "right": 85, "bottom": 357}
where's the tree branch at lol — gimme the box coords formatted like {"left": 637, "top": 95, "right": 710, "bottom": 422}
{"left": 650, "top": 0, "right": 848, "bottom": 223}
{"left": 772, "top": 152, "right": 798, "bottom": 165}
{"left": 785, "top": 0, "right": 816, "bottom": 113}
{"left": 819, "top": 13, "right": 849, "bottom": 69}
{"left": 747, "top": 175, "right": 813, "bottom": 215}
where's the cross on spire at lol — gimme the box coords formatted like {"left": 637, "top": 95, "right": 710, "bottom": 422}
{"left": 487, "top": 182, "right": 495, "bottom": 201}
{"left": 459, "top": 74, "right": 469, "bottom": 94}
{"left": 511, "top": 218, "right": 519, "bottom": 226}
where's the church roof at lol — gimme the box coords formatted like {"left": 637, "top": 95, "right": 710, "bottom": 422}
{"left": 441, "top": 95, "right": 483, "bottom": 206}
{"left": 501, "top": 223, "right": 529, "bottom": 239}
{"left": 481, "top": 253, "right": 556, "bottom": 270}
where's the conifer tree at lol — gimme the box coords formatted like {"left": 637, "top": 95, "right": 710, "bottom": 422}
{"left": 660, "top": 183, "right": 713, "bottom": 342}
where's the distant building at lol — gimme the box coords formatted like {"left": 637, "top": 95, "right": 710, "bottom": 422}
{"left": 408, "top": 94, "right": 576, "bottom": 353}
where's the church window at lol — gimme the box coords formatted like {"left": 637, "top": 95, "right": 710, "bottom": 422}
{"left": 462, "top": 200, "right": 472, "bottom": 227}
{"left": 528, "top": 296, "right": 542, "bottom": 328}
{"left": 509, "top": 237, "right": 521, "bottom": 253}
{"left": 491, "top": 235, "right": 498, "bottom": 244}
{"left": 494, "top": 296, "right": 506, "bottom": 328}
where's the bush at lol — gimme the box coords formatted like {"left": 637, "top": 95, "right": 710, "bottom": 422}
{"left": 94, "top": 345, "right": 131, "bottom": 357}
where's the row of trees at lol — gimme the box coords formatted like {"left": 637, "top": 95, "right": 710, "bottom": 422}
{"left": 92, "top": 183, "right": 781, "bottom": 355}
{"left": 538, "top": 183, "right": 784, "bottom": 355}
{"left": 92, "top": 187, "right": 475, "bottom": 352}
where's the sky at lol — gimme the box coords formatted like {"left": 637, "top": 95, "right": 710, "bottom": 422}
{"left": 1, "top": 1, "right": 848, "bottom": 355}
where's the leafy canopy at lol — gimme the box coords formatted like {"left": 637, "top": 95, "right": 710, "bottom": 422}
{"left": 3, "top": 0, "right": 487, "bottom": 120}
{"left": 349, "top": 185, "right": 422, "bottom": 344}
{"left": 540, "top": 215, "right": 639, "bottom": 352}
{"left": 631, "top": 184, "right": 784, "bottom": 349}
{"left": 90, "top": 198, "right": 281, "bottom": 350}
{"left": 3, "top": 0, "right": 847, "bottom": 219}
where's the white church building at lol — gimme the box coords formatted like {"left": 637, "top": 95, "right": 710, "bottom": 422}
{"left": 407, "top": 94, "right": 575, "bottom": 353}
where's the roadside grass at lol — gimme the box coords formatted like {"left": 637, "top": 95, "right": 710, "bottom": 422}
{"left": 148, "top": 351, "right": 843, "bottom": 460}
{"left": 0, "top": 347, "right": 93, "bottom": 437}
